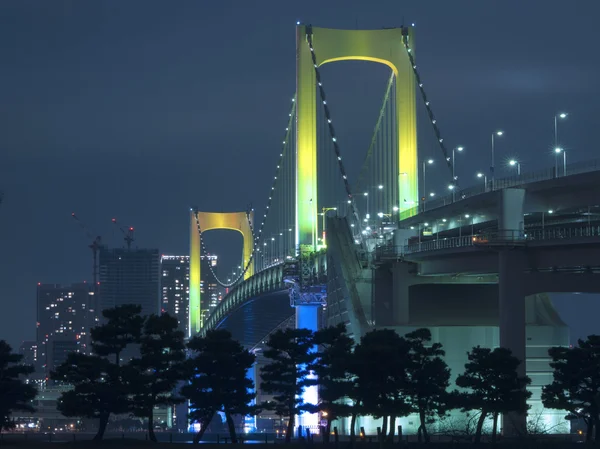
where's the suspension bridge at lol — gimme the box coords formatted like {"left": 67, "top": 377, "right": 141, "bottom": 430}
{"left": 188, "top": 24, "right": 600, "bottom": 435}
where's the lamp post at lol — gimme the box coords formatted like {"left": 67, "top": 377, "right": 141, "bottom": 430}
{"left": 363, "top": 185, "right": 384, "bottom": 226}
{"left": 477, "top": 172, "right": 487, "bottom": 191}
{"left": 452, "top": 147, "right": 463, "bottom": 201}
{"left": 319, "top": 207, "right": 337, "bottom": 247}
{"left": 377, "top": 212, "right": 392, "bottom": 237}
{"left": 555, "top": 147, "right": 567, "bottom": 177}
{"left": 509, "top": 159, "right": 521, "bottom": 175}
{"left": 422, "top": 159, "right": 433, "bottom": 210}
{"left": 554, "top": 113, "right": 567, "bottom": 176}
{"left": 491, "top": 131, "right": 503, "bottom": 187}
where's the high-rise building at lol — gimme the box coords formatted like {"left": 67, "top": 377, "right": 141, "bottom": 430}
{"left": 36, "top": 283, "right": 91, "bottom": 379}
{"left": 19, "top": 341, "right": 39, "bottom": 371}
{"left": 160, "top": 254, "right": 219, "bottom": 338}
{"left": 99, "top": 248, "right": 160, "bottom": 318}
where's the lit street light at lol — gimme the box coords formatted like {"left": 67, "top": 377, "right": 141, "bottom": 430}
{"left": 477, "top": 172, "right": 488, "bottom": 191}
{"left": 509, "top": 159, "right": 521, "bottom": 175}
{"left": 491, "top": 131, "right": 504, "bottom": 186}
{"left": 422, "top": 159, "right": 434, "bottom": 210}
{"left": 452, "top": 146, "right": 463, "bottom": 201}
{"left": 555, "top": 147, "right": 567, "bottom": 177}
{"left": 554, "top": 112, "right": 568, "bottom": 175}
{"left": 319, "top": 207, "right": 337, "bottom": 247}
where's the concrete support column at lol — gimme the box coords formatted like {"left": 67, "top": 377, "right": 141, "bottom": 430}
{"left": 373, "top": 267, "right": 394, "bottom": 326}
{"left": 498, "top": 249, "right": 526, "bottom": 435}
{"left": 392, "top": 262, "right": 413, "bottom": 325}
{"left": 497, "top": 188, "right": 525, "bottom": 240}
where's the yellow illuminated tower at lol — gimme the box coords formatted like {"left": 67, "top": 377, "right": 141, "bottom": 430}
{"left": 189, "top": 210, "right": 254, "bottom": 337}
{"left": 295, "top": 24, "right": 418, "bottom": 251}
{"left": 294, "top": 24, "right": 417, "bottom": 433}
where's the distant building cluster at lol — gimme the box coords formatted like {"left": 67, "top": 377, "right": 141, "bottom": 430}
{"left": 160, "top": 254, "right": 220, "bottom": 337}
{"left": 22, "top": 244, "right": 223, "bottom": 430}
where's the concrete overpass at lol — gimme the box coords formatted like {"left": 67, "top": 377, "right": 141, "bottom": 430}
{"left": 199, "top": 168, "right": 600, "bottom": 435}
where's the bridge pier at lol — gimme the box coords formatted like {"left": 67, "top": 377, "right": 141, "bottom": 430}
{"left": 295, "top": 305, "right": 320, "bottom": 435}
{"left": 497, "top": 188, "right": 527, "bottom": 436}
{"left": 498, "top": 248, "right": 527, "bottom": 435}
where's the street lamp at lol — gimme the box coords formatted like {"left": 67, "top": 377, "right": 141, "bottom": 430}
{"left": 554, "top": 113, "right": 567, "bottom": 175}
{"left": 422, "top": 159, "right": 434, "bottom": 210}
{"left": 319, "top": 207, "right": 337, "bottom": 247}
{"left": 477, "top": 172, "right": 488, "bottom": 191}
{"left": 554, "top": 147, "right": 567, "bottom": 177}
{"left": 491, "top": 131, "right": 504, "bottom": 186}
{"left": 509, "top": 159, "right": 521, "bottom": 175}
{"left": 452, "top": 147, "right": 463, "bottom": 201}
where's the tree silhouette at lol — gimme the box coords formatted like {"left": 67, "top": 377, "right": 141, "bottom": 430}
{"left": 91, "top": 304, "right": 144, "bottom": 366}
{"left": 403, "top": 328, "right": 453, "bottom": 443}
{"left": 456, "top": 346, "right": 531, "bottom": 443}
{"left": 543, "top": 335, "right": 600, "bottom": 442}
{"left": 350, "top": 329, "right": 411, "bottom": 439}
{"left": 182, "top": 329, "right": 255, "bottom": 444}
{"left": 307, "top": 324, "right": 354, "bottom": 442}
{"left": 52, "top": 304, "right": 144, "bottom": 440}
{"left": 0, "top": 341, "right": 37, "bottom": 431}
{"left": 260, "top": 328, "right": 315, "bottom": 443}
{"left": 52, "top": 352, "right": 128, "bottom": 440}
{"left": 126, "top": 313, "right": 186, "bottom": 442}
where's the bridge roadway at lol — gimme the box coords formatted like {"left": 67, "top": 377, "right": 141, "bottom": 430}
{"left": 200, "top": 166, "right": 600, "bottom": 347}
{"left": 199, "top": 252, "right": 327, "bottom": 348}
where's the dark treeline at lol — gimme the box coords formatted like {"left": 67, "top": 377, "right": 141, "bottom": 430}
{"left": 2, "top": 305, "right": 600, "bottom": 443}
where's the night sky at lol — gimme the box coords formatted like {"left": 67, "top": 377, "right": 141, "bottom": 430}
{"left": 1, "top": 0, "right": 599, "bottom": 349}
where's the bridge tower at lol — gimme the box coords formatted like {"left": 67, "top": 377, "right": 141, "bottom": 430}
{"left": 189, "top": 210, "right": 254, "bottom": 337}
{"left": 293, "top": 23, "right": 418, "bottom": 433}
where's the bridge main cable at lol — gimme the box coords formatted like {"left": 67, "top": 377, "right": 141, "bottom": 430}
{"left": 305, "top": 26, "right": 364, "bottom": 239}
{"left": 192, "top": 96, "right": 297, "bottom": 288}
{"left": 401, "top": 29, "right": 460, "bottom": 190}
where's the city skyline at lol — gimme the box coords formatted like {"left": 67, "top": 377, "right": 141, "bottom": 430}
{"left": 2, "top": 0, "right": 600, "bottom": 349}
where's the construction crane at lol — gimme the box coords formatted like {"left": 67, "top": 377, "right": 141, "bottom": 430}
{"left": 71, "top": 213, "right": 102, "bottom": 294}
{"left": 111, "top": 218, "right": 135, "bottom": 250}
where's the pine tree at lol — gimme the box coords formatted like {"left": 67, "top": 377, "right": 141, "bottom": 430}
{"left": 52, "top": 304, "right": 145, "bottom": 440}
{"left": 0, "top": 341, "right": 37, "bottom": 431}
{"left": 126, "top": 313, "right": 186, "bottom": 442}
{"left": 543, "top": 335, "right": 600, "bottom": 442}
{"left": 182, "top": 329, "right": 255, "bottom": 443}
{"left": 403, "top": 328, "right": 453, "bottom": 443}
{"left": 260, "top": 328, "right": 315, "bottom": 443}
{"left": 308, "top": 324, "right": 354, "bottom": 442}
{"left": 456, "top": 346, "right": 531, "bottom": 443}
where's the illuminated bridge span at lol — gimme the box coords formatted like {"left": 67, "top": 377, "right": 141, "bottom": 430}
{"left": 189, "top": 23, "right": 600, "bottom": 436}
